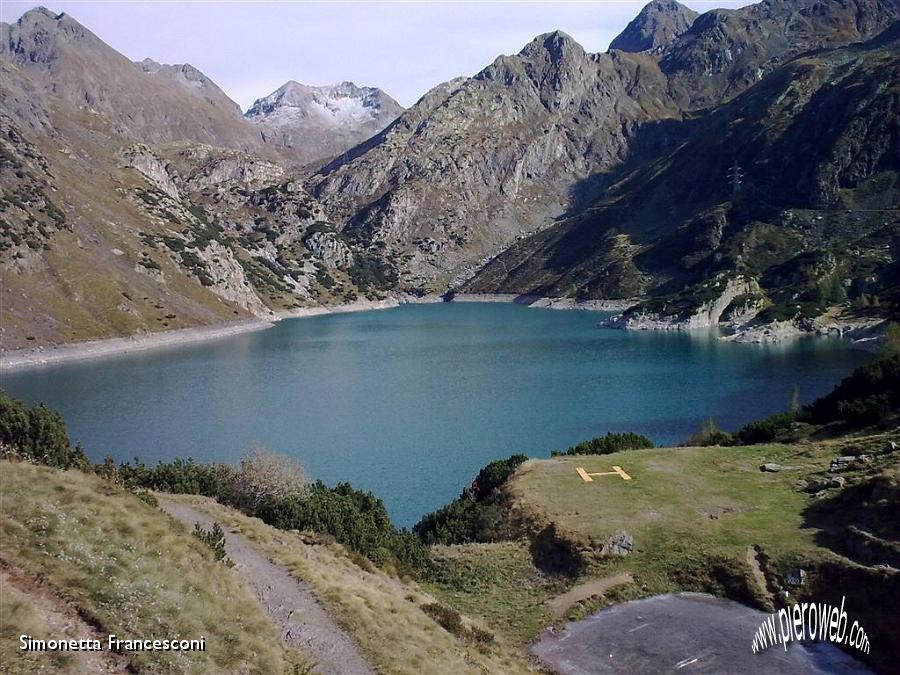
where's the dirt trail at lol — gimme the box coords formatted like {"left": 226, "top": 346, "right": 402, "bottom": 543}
{"left": 546, "top": 572, "right": 634, "bottom": 617}
{"left": 159, "top": 498, "right": 374, "bottom": 675}
{"left": 746, "top": 546, "right": 775, "bottom": 611}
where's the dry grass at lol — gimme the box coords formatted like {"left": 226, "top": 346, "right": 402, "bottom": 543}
{"left": 0, "top": 460, "right": 308, "bottom": 674}
{"left": 170, "top": 494, "right": 541, "bottom": 674}
{"left": 425, "top": 542, "right": 568, "bottom": 645}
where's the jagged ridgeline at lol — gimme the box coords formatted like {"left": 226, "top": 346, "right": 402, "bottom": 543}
{"left": 1, "top": 0, "right": 899, "bottom": 349}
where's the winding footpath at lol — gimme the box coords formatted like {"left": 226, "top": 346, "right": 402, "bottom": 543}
{"left": 158, "top": 498, "right": 374, "bottom": 675}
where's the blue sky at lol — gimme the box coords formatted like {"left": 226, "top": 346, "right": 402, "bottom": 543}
{"left": 2, "top": 1, "right": 750, "bottom": 109}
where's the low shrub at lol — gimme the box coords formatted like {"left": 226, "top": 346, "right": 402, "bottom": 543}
{"left": 231, "top": 445, "right": 309, "bottom": 510}
{"left": 422, "top": 602, "right": 464, "bottom": 636}
{"left": 421, "top": 602, "right": 493, "bottom": 644}
{"left": 802, "top": 355, "right": 900, "bottom": 427}
{"left": 736, "top": 412, "right": 798, "bottom": 444}
{"left": 683, "top": 418, "right": 733, "bottom": 447}
{"left": 117, "top": 456, "right": 236, "bottom": 496}
{"left": 414, "top": 454, "right": 528, "bottom": 545}
{"left": 257, "top": 481, "right": 427, "bottom": 573}
{"left": 0, "top": 391, "right": 89, "bottom": 469}
{"left": 193, "top": 522, "right": 231, "bottom": 565}
{"left": 552, "top": 431, "right": 654, "bottom": 456}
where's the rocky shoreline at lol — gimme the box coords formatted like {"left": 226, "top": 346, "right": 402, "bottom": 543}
{"left": 0, "top": 296, "right": 431, "bottom": 371}
{"left": 721, "top": 315, "right": 886, "bottom": 348}
{"left": 2, "top": 293, "right": 887, "bottom": 370}
{"left": 448, "top": 293, "right": 639, "bottom": 312}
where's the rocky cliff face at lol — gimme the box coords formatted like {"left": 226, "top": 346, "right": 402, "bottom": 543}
{"left": 660, "top": 0, "right": 900, "bottom": 109}
{"left": 245, "top": 81, "right": 404, "bottom": 166}
{"left": 467, "top": 23, "right": 900, "bottom": 328}
{"left": 311, "top": 31, "right": 674, "bottom": 288}
{"left": 606, "top": 275, "right": 760, "bottom": 330}
{"left": 609, "top": 0, "right": 698, "bottom": 53}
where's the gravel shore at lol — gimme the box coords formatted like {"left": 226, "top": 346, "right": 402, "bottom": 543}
{"left": 0, "top": 297, "right": 423, "bottom": 371}
{"left": 449, "top": 293, "right": 638, "bottom": 311}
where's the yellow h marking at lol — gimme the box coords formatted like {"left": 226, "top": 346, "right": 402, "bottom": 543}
{"left": 577, "top": 466, "right": 632, "bottom": 482}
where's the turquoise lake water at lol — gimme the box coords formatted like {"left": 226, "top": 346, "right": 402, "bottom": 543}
{"left": 1, "top": 303, "right": 868, "bottom": 526}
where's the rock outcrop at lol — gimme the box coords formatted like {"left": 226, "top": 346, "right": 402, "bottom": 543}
{"left": 609, "top": 0, "right": 698, "bottom": 53}
{"left": 117, "top": 144, "right": 181, "bottom": 200}
{"left": 608, "top": 276, "right": 761, "bottom": 331}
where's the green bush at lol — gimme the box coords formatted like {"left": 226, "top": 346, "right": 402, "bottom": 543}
{"left": 257, "top": 481, "right": 427, "bottom": 572}
{"left": 736, "top": 412, "right": 798, "bottom": 444}
{"left": 117, "top": 457, "right": 236, "bottom": 497}
{"left": 414, "top": 497, "right": 481, "bottom": 546}
{"left": 0, "top": 391, "right": 89, "bottom": 469}
{"left": 552, "top": 431, "right": 654, "bottom": 457}
{"left": 802, "top": 356, "right": 900, "bottom": 427}
{"left": 193, "top": 522, "right": 231, "bottom": 564}
{"left": 414, "top": 455, "right": 527, "bottom": 545}
{"left": 471, "top": 454, "right": 528, "bottom": 498}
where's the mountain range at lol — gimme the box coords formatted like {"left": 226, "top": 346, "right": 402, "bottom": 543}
{"left": 1, "top": 0, "right": 898, "bottom": 350}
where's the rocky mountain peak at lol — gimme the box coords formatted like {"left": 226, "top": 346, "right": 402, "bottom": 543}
{"left": 660, "top": 0, "right": 900, "bottom": 109}
{"left": 3, "top": 6, "right": 101, "bottom": 61}
{"left": 1, "top": 7, "right": 263, "bottom": 150}
{"left": 245, "top": 80, "right": 404, "bottom": 165}
{"left": 520, "top": 30, "right": 586, "bottom": 63}
{"left": 246, "top": 81, "right": 401, "bottom": 122}
{"left": 609, "top": 0, "right": 699, "bottom": 53}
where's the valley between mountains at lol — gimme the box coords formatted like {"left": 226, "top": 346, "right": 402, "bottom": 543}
{"left": 1, "top": 0, "right": 899, "bottom": 352}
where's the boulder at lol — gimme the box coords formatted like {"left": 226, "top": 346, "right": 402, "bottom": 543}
{"left": 760, "top": 463, "right": 782, "bottom": 472}
{"left": 784, "top": 568, "right": 807, "bottom": 587}
{"left": 600, "top": 531, "right": 634, "bottom": 557}
{"left": 829, "top": 456, "right": 855, "bottom": 472}
{"left": 803, "top": 479, "right": 830, "bottom": 494}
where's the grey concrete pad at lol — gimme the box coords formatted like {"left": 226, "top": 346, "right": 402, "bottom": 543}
{"left": 530, "top": 592, "right": 871, "bottom": 674}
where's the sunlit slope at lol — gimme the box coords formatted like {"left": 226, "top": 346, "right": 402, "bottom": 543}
{"left": 0, "top": 461, "right": 306, "bottom": 674}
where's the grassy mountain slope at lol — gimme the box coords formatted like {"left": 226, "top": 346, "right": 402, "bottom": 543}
{"left": 0, "top": 461, "right": 308, "bottom": 674}
{"left": 174, "top": 495, "right": 539, "bottom": 674}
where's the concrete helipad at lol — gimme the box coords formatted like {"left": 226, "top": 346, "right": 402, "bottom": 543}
{"left": 530, "top": 592, "right": 870, "bottom": 674}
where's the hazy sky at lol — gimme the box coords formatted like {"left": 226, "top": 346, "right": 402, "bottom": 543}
{"left": 2, "top": 1, "right": 749, "bottom": 110}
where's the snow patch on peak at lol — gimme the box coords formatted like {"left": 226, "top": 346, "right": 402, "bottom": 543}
{"left": 244, "top": 80, "right": 404, "bottom": 164}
